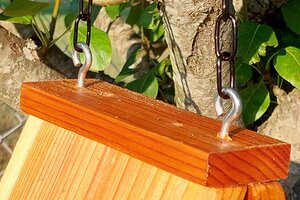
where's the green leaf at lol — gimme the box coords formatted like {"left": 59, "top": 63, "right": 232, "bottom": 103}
{"left": 64, "top": 12, "right": 77, "bottom": 28}
{"left": 33, "top": 0, "right": 98, "bottom": 57}
{"left": 105, "top": 3, "right": 128, "bottom": 20}
{"left": 240, "top": 82, "right": 270, "bottom": 126}
{"left": 282, "top": 0, "right": 300, "bottom": 35}
{"left": 70, "top": 26, "right": 112, "bottom": 72}
{"left": 0, "top": 14, "right": 32, "bottom": 24}
{"left": 274, "top": 46, "right": 300, "bottom": 90}
{"left": 126, "top": 4, "right": 142, "bottom": 26}
{"left": 90, "top": 4, "right": 102, "bottom": 25}
{"left": 115, "top": 48, "right": 142, "bottom": 83}
{"left": 153, "top": 59, "right": 171, "bottom": 83}
{"left": 0, "top": 0, "right": 10, "bottom": 9}
{"left": 139, "top": 3, "right": 159, "bottom": 29}
{"left": 150, "top": 20, "right": 164, "bottom": 43}
{"left": 237, "top": 22, "right": 278, "bottom": 65}
{"left": 281, "top": 29, "right": 300, "bottom": 48}
{"left": 126, "top": 72, "right": 158, "bottom": 98}
{"left": 236, "top": 59, "right": 252, "bottom": 85}
{"left": 2, "top": 0, "right": 49, "bottom": 17}
{"left": 105, "top": 5, "right": 120, "bottom": 20}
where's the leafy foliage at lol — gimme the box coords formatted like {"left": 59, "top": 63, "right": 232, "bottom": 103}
{"left": 0, "top": 0, "right": 72, "bottom": 57}
{"left": 70, "top": 26, "right": 112, "bottom": 72}
{"left": 236, "top": 58, "right": 252, "bottom": 85}
{"left": 0, "top": 14, "right": 32, "bottom": 24}
{"left": 0, "top": 0, "right": 299, "bottom": 125}
{"left": 126, "top": 72, "right": 158, "bottom": 98}
{"left": 240, "top": 82, "right": 270, "bottom": 126}
{"left": 139, "top": 3, "right": 158, "bottom": 29}
{"left": 115, "top": 48, "right": 142, "bottom": 83}
{"left": 236, "top": 0, "right": 300, "bottom": 126}
{"left": 282, "top": 0, "right": 300, "bottom": 35}
{"left": 237, "top": 22, "right": 278, "bottom": 65}
{"left": 107, "top": 1, "right": 171, "bottom": 100}
{"left": 0, "top": 0, "right": 47, "bottom": 25}
{"left": 2, "top": 0, "right": 49, "bottom": 17}
{"left": 105, "top": 2, "right": 129, "bottom": 20}
{"left": 274, "top": 47, "right": 300, "bottom": 90}
{"left": 0, "top": 0, "right": 101, "bottom": 55}
{"left": 0, "top": 0, "right": 172, "bottom": 101}
{"left": 139, "top": 3, "right": 164, "bottom": 43}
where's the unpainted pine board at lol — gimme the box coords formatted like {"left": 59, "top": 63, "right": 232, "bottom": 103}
{"left": 182, "top": 182, "right": 247, "bottom": 200}
{"left": 0, "top": 116, "right": 43, "bottom": 199}
{"left": 0, "top": 116, "right": 247, "bottom": 200}
{"left": 20, "top": 80, "right": 291, "bottom": 187}
{"left": 246, "top": 181, "right": 286, "bottom": 200}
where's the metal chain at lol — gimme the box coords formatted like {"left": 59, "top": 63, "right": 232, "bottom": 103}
{"left": 214, "top": 0, "right": 237, "bottom": 99}
{"left": 73, "top": 0, "right": 93, "bottom": 52}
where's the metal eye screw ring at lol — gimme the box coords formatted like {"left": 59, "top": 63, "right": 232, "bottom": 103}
{"left": 72, "top": 42, "right": 92, "bottom": 87}
{"left": 214, "top": 87, "right": 242, "bottom": 140}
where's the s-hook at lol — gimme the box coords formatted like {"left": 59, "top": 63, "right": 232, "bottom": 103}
{"left": 214, "top": 0, "right": 242, "bottom": 140}
{"left": 214, "top": 87, "right": 242, "bottom": 140}
{"left": 72, "top": 42, "right": 92, "bottom": 87}
{"left": 72, "top": 0, "right": 93, "bottom": 87}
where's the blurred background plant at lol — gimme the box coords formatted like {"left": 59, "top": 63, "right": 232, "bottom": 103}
{"left": 0, "top": 0, "right": 174, "bottom": 104}
{"left": 235, "top": 0, "right": 300, "bottom": 128}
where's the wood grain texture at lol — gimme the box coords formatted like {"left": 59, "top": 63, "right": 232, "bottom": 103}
{"left": 20, "top": 79, "right": 291, "bottom": 187}
{"left": 246, "top": 182, "right": 286, "bottom": 200}
{"left": 0, "top": 116, "right": 247, "bottom": 200}
{"left": 0, "top": 116, "right": 43, "bottom": 200}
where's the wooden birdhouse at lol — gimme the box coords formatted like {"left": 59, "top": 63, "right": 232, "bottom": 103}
{"left": 0, "top": 79, "right": 290, "bottom": 199}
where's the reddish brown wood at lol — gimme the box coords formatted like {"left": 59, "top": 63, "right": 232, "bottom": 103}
{"left": 20, "top": 79, "right": 290, "bottom": 187}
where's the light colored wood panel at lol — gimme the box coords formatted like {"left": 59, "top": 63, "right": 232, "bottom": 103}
{"left": 182, "top": 182, "right": 247, "bottom": 200}
{"left": 1, "top": 117, "right": 248, "bottom": 200}
{"left": 111, "top": 157, "right": 143, "bottom": 199}
{"left": 127, "top": 162, "right": 158, "bottom": 199}
{"left": 0, "top": 116, "right": 43, "bottom": 200}
{"left": 84, "top": 147, "right": 125, "bottom": 200}
{"left": 159, "top": 175, "right": 189, "bottom": 199}
{"left": 97, "top": 151, "right": 130, "bottom": 199}
{"left": 20, "top": 80, "right": 291, "bottom": 187}
{"left": 143, "top": 168, "right": 171, "bottom": 199}
{"left": 247, "top": 182, "right": 286, "bottom": 200}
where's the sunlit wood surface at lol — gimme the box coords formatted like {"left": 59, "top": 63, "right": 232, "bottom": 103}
{"left": 20, "top": 80, "right": 290, "bottom": 187}
{"left": 0, "top": 116, "right": 248, "bottom": 200}
{"left": 0, "top": 79, "right": 289, "bottom": 199}
{"left": 246, "top": 181, "right": 285, "bottom": 200}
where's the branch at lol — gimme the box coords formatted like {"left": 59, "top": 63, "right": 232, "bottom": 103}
{"left": 49, "top": 0, "right": 61, "bottom": 40}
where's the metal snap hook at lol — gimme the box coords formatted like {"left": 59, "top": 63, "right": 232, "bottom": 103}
{"left": 214, "top": 87, "right": 242, "bottom": 140}
{"left": 72, "top": 42, "right": 92, "bottom": 87}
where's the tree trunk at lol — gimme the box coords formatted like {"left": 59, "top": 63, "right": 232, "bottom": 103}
{"left": 0, "top": 26, "right": 66, "bottom": 110}
{"left": 160, "top": 0, "right": 233, "bottom": 118}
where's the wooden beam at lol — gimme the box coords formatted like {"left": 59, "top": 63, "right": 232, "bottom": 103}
{"left": 0, "top": 116, "right": 247, "bottom": 199}
{"left": 246, "top": 182, "right": 286, "bottom": 200}
{"left": 0, "top": 116, "right": 43, "bottom": 199}
{"left": 20, "top": 79, "right": 290, "bottom": 187}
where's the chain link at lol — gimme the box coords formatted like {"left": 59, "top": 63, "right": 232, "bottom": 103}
{"left": 73, "top": 0, "right": 93, "bottom": 52}
{"left": 214, "top": 0, "right": 237, "bottom": 99}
